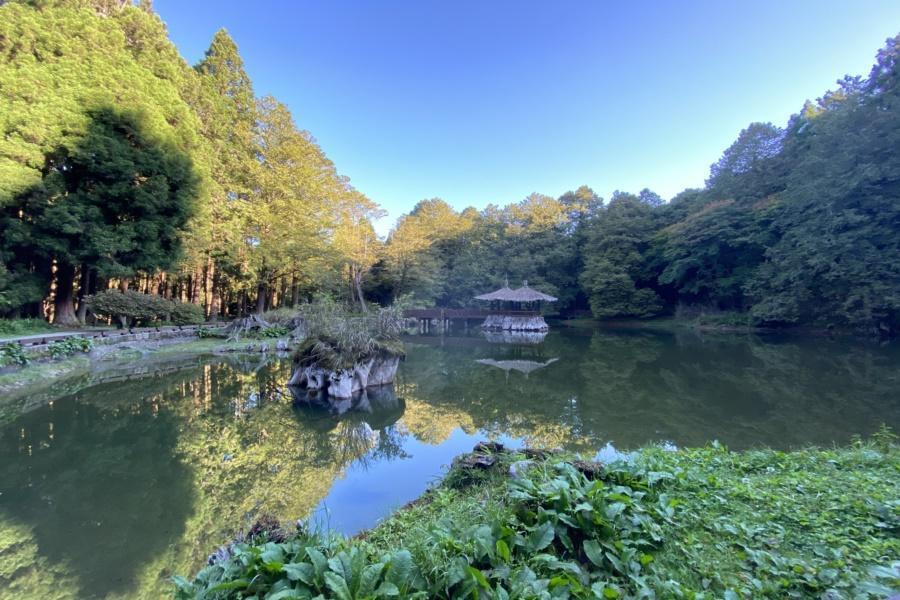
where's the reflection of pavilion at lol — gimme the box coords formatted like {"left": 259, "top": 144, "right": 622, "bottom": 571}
{"left": 476, "top": 357, "right": 558, "bottom": 379}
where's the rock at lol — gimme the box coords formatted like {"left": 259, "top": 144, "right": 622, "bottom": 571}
{"left": 481, "top": 314, "right": 549, "bottom": 331}
{"left": 327, "top": 370, "right": 354, "bottom": 398}
{"left": 368, "top": 355, "right": 400, "bottom": 386}
{"left": 245, "top": 343, "right": 256, "bottom": 352}
{"left": 258, "top": 342, "right": 268, "bottom": 353}
{"left": 288, "top": 354, "right": 400, "bottom": 400}
{"left": 474, "top": 441, "right": 505, "bottom": 454}
{"left": 572, "top": 460, "right": 604, "bottom": 479}
{"left": 509, "top": 460, "right": 533, "bottom": 479}
{"left": 456, "top": 453, "right": 496, "bottom": 469}
{"left": 275, "top": 339, "right": 288, "bottom": 351}
{"left": 523, "top": 447, "right": 556, "bottom": 461}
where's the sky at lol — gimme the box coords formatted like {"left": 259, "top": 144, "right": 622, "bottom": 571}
{"left": 155, "top": 0, "right": 900, "bottom": 233}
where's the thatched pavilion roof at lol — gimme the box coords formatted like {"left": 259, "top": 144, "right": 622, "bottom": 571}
{"left": 473, "top": 284, "right": 515, "bottom": 301}
{"left": 474, "top": 280, "right": 557, "bottom": 302}
{"left": 476, "top": 357, "right": 558, "bottom": 374}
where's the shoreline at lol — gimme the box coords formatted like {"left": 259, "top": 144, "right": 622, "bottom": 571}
{"left": 0, "top": 335, "right": 291, "bottom": 424}
{"left": 553, "top": 315, "right": 880, "bottom": 338}
{"left": 175, "top": 436, "right": 900, "bottom": 599}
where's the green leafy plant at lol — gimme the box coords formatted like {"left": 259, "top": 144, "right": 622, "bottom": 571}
{"left": 293, "top": 305, "right": 406, "bottom": 371}
{"left": 198, "top": 327, "right": 227, "bottom": 339}
{"left": 172, "top": 302, "right": 206, "bottom": 325}
{"left": 176, "top": 437, "right": 900, "bottom": 600}
{"left": 260, "top": 325, "right": 290, "bottom": 338}
{"left": 87, "top": 290, "right": 175, "bottom": 328}
{"left": 0, "top": 318, "right": 53, "bottom": 337}
{"left": 47, "top": 336, "right": 93, "bottom": 359}
{"left": 0, "top": 342, "right": 29, "bottom": 367}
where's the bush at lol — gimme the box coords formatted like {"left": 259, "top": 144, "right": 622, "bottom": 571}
{"left": 260, "top": 325, "right": 290, "bottom": 338}
{"left": 0, "top": 342, "right": 28, "bottom": 367}
{"left": 0, "top": 318, "right": 53, "bottom": 337}
{"left": 198, "top": 327, "right": 227, "bottom": 339}
{"left": 171, "top": 302, "right": 205, "bottom": 325}
{"left": 48, "top": 336, "right": 93, "bottom": 359}
{"left": 86, "top": 290, "right": 175, "bottom": 327}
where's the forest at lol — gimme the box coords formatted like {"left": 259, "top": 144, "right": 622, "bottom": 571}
{"left": 2, "top": 0, "right": 899, "bottom": 336}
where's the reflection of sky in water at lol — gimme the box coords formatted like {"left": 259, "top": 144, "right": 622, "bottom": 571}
{"left": 311, "top": 430, "right": 520, "bottom": 535}
{"left": 0, "top": 328, "right": 898, "bottom": 599}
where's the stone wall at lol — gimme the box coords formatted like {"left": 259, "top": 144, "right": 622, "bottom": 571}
{"left": 481, "top": 314, "right": 549, "bottom": 331}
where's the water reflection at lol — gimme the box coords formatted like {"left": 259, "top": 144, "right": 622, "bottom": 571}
{"left": 0, "top": 328, "right": 898, "bottom": 598}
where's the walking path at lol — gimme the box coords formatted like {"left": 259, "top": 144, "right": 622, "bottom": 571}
{"left": 1, "top": 325, "right": 220, "bottom": 347}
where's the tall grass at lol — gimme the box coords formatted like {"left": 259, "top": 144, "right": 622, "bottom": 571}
{"left": 291, "top": 302, "right": 407, "bottom": 371}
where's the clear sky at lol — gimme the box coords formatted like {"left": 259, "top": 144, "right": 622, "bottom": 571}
{"left": 155, "top": 0, "right": 900, "bottom": 232}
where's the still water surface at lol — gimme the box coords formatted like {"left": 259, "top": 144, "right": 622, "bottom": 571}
{"left": 1, "top": 327, "right": 898, "bottom": 598}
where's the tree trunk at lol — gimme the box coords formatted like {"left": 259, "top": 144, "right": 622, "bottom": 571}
{"left": 209, "top": 259, "right": 222, "bottom": 320}
{"left": 191, "top": 267, "right": 202, "bottom": 305}
{"left": 54, "top": 262, "right": 79, "bottom": 325}
{"left": 256, "top": 282, "right": 267, "bottom": 314}
{"left": 119, "top": 278, "right": 129, "bottom": 292}
{"left": 76, "top": 265, "right": 91, "bottom": 323}
{"left": 290, "top": 274, "right": 299, "bottom": 307}
{"left": 353, "top": 267, "right": 368, "bottom": 313}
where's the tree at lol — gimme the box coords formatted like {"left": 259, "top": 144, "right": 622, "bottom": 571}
{"left": 580, "top": 193, "right": 664, "bottom": 318}
{"left": 0, "top": 1, "right": 203, "bottom": 322}
{"left": 333, "top": 191, "right": 384, "bottom": 312}
{"left": 248, "top": 97, "right": 337, "bottom": 312}
{"left": 21, "top": 108, "right": 198, "bottom": 323}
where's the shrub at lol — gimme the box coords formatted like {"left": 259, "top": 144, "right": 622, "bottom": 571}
{"left": 198, "top": 327, "right": 227, "bottom": 339}
{"left": 47, "top": 336, "right": 93, "bottom": 359}
{"left": 172, "top": 302, "right": 205, "bottom": 325}
{"left": 86, "top": 290, "right": 175, "bottom": 327}
{"left": 0, "top": 342, "right": 28, "bottom": 367}
{"left": 0, "top": 318, "right": 53, "bottom": 337}
{"left": 260, "top": 325, "right": 290, "bottom": 338}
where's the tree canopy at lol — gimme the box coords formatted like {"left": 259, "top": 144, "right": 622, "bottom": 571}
{"left": 1, "top": 0, "right": 898, "bottom": 336}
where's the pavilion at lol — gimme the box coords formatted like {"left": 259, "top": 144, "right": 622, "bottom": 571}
{"left": 474, "top": 280, "right": 557, "bottom": 331}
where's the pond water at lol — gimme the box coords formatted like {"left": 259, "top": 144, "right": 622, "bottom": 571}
{"left": 1, "top": 326, "right": 899, "bottom": 599}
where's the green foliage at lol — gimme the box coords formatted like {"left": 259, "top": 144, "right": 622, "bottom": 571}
{"left": 580, "top": 193, "right": 664, "bottom": 319}
{"left": 47, "top": 336, "right": 93, "bottom": 359}
{"left": 0, "top": 342, "right": 29, "bottom": 367}
{"left": 86, "top": 289, "right": 175, "bottom": 327}
{"left": 293, "top": 305, "right": 406, "bottom": 371}
{"left": 260, "top": 325, "right": 290, "bottom": 338}
{"left": 177, "top": 441, "right": 900, "bottom": 599}
{"left": 641, "top": 443, "right": 900, "bottom": 598}
{"left": 197, "top": 326, "right": 227, "bottom": 339}
{"left": 172, "top": 302, "right": 206, "bottom": 326}
{"left": 0, "top": 1, "right": 204, "bottom": 314}
{"left": 0, "top": 318, "right": 53, "bottom": 337}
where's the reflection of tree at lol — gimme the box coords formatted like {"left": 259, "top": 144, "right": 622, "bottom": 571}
{"left": 0, "top": 520, "right": 80, "bottom": 600}
{"left": 0, "top": 357, "right": 407, "bottom": 599}
{"left": 0, "top": 388, "right": 194, "bottom": 599}
{"left": 399, "top": 329, "right": 900, "bottom": 451}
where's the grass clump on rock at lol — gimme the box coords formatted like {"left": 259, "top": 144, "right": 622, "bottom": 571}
{"left": 292, "top": 305, "right": 406, "bottom": 372}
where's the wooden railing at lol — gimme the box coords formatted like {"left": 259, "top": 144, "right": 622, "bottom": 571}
{"left": 403, "top": 309, "right": 539, "bottom": 320}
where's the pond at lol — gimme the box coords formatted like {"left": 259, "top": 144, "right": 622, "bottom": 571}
{"left": 1, "top": 326, "right": 898, "bottom": 599}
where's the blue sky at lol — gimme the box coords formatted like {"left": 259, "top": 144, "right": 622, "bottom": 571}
{"left": 156, "top": 0, "right": 900, "bottom": 232}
